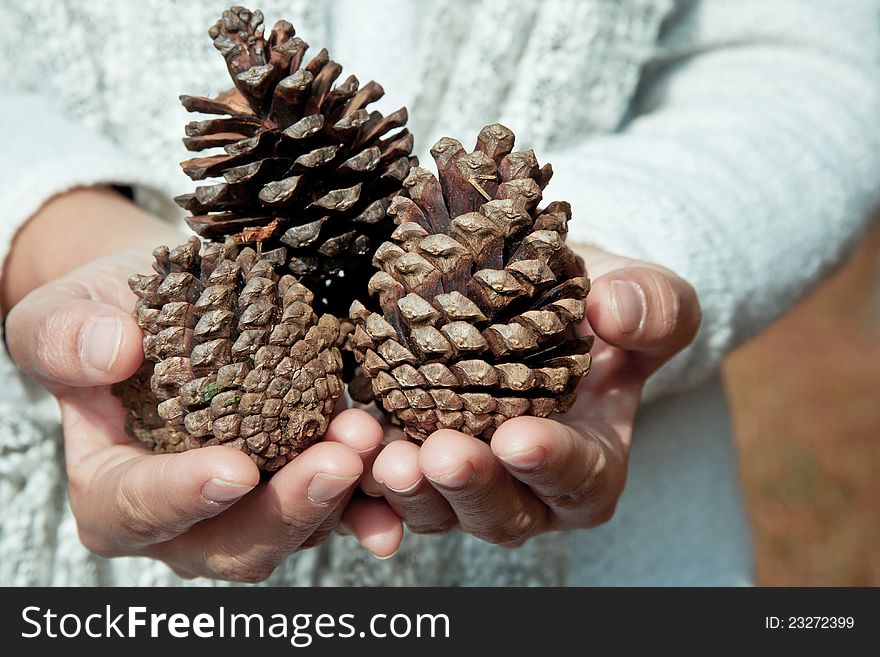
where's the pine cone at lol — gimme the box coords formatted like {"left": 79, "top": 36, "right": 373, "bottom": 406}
{"left": 176, "top": 6, "right": 415, "bottom": 316}
{"left": 114, "top": 237, "right": 344, "bottom": 472}
{"left": 348, "top": 124, "right": 593, "bottom": 442}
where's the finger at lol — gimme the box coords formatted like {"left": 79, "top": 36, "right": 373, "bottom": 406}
{"left": 298, "top": 484, "right": 359, "bottom": 550}
{"left": 301, "top": 409, "right": 387, "bottom": 549}
{"left": 322, "top": 408, "right": 384, "bottom": 496}
{"left": 5, "top": 282, "right": 143, "bottom": 388}
{"left": 69, "top": 445, "right": 259, "bottom": 557}
{"left": 418, "top": 430, "right": 549, "bottom": 546}
{"left": 155, "top": 441, "right": 363, "bottom": 582}
{"left": 373, "top": 439, "right": 457, "bottom": 534}
{"left": 586, "top": 265, "right": 701, "bottom": 375}
{"left": 305, "top": 491, "right": 403, "bottom": 556}
{"left": 491, "top": 416, "right": 627, "bottom": 529}
{"left": 359, "top": 452, "right": 383, "bottom": 496}
{"left": 341, "top": 496, "right": 405, "bottom": 558}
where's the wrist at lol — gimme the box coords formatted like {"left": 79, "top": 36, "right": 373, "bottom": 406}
{"left": 1, "top": 186, "right": 183, "bottom": 312}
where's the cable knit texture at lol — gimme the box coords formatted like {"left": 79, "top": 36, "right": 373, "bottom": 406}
{"left": 1, "top": 0, "right": 879, "bottom": 586}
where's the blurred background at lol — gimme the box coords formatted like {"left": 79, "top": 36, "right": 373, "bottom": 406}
{"left": 724, "top": 219, "right": 880, "bottom": 585}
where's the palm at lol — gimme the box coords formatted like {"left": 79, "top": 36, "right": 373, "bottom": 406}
{"left": 370, "top": 246, "right": 700, "bottom": 545}
{"left": 6, "top": 249, "right": 402, "bottom": 580}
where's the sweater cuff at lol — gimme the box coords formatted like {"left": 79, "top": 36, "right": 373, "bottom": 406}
{"left": 547, "top": 141, "right": 709, "bottom": 271}
{"left": 544, "top": 146, "right": 732, "bottom": 401}
{"left": 0, "top": 93, "right": 181, "bottom": 285}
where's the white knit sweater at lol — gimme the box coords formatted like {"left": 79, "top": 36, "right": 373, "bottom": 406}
{"left": 1, "top": 0, "right": 878, "bottom": 586}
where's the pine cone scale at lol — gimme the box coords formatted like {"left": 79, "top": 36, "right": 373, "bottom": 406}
{"left": 349, "top": 123, "right": 593, "bottom": 442}
{"left": 175, "top": 6, "right": 415, "bottom": 316}
{"left": 115, "top": 236, "right": 345, "bottom": 471}
{"left": 116, "top": 8, "right": 594, "bottom": 468}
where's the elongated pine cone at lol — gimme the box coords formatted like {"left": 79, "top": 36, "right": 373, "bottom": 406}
{"left": 114, "top": 237, "right": 344, "bottom": 471}
{"left": 176, "top": 6, "right": 415, "bottom": 316}
{"left": 348, "top": 124, "right": 593, "bottom": 442}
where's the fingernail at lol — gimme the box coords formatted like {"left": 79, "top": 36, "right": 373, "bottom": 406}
{"left": 425, "top": 461, "right": 474, "bottom": 490}
{"left": 372, "top": 547, "right": 399, "bottom": 561}
{"left": 360, "top": 532, "right": 401, "bottom": 560}
{"left": 497, "top": 446, "right": 547, "bottom": 472}
{"left": 80, "top": 316, "right": 123, "bottom": 372}
{"left": 308, "top": 473, "right": 359, "bottom": 503}
{"left": 381, "top": 477, "right": 424, "bottom": 496}
{"left": 361, "top": 483, "right": 385, "bottom": 497}
{"left": 202, "top": 477, "right": 254, "bottom": 503}
{"left": 360, "top": 473, "right": 384, "bottom": 497}
{"left": 609, "top": 280, "right": 646, "bottom": 334}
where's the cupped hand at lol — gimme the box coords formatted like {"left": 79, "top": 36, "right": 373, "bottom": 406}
{"left": 4, "top": 249, "right": 403, "bottom": 581}
{"left": 368, "top": 245, "right": 701, "bottom": 546}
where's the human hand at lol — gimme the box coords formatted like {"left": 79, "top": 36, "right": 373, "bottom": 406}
{"left": 367, "top": 245, "right": 701, "bottom": 545}
{"left": 2, "top": 189, "right": 402, "bottom": 581}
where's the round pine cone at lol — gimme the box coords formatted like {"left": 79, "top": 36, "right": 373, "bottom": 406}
{"left": 348, "top": 124, "right": 593, "bottom": 442}
{"left": 114, "top": 237, "right": 344, "bottom": 471}
{"left": 176, "top": 6, "right": 416, "bottom": 316}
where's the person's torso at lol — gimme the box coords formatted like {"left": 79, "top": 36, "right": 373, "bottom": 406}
{"left": 0, "top": 0, "right": 673, "bottom": 201}
{"left": 3, "top": 0, "right": 737, "bottom": 587}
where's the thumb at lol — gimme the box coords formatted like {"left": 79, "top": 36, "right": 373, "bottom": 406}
{"left": 67, "top": 443, "right": 260, "bottom": 556}
{"left": 5, "top": 282, "right": 143, "bottom": 388}
{"left": 586, "top": 265, "right": 701, "bottom": 376}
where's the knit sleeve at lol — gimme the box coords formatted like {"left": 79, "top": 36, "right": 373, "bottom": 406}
{"left": 546, "top": 0, "right": 880, "bottom": 400}
{"left": 0, "top": 90, "right": 181, "bottom": 284}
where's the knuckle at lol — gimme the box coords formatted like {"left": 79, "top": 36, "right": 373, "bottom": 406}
{"left": 3, "top": 305, "right": 27, "bottom": 359}
{"left": 66, "top": 470, "right": 91, "bottom": 513}
{"left": 10, "top": 282, "right": 95, "bottom": 380}
{"left": 269, "top": 494, "right": 326, "bottom": 539}
{"left": 69, "top": 477, "right": 121, "bottom": 558}
{"left": 274, "top": 505, "right": 320, "bottom": 539}
{"left": 477, "top": 505, "right": 543, "bottom": 546}
{"left": 76, "top": 526, "right": 119, "bottom": 558}
{"left": 546, "top": 448, "right": 608, "bottom": 510}
{"left": 588, "top": 499, "right": 619, "bottom": 527}
{"left": 32, "top": 312, "right": 66, "bottom": 378}
{"left": 167, "top": 565, "right": 199, "bottom": 581}
{"left": 300, "top": 529, "right": 332, "bottom": 549}
{"left": 644, "top": 271, "right": 681, "bottom": 343}
{"left": 548, "top": 447, "right": 627, "bottom": 528}
{"left": 574, "top": 496, "right": 619, "bottom": 530}
{"left": 640, "top": 268, "right": 701, "bottom": 347}
{"left": 407, "top": 516, "right": 458, "bottom": 536}
{"left": 205, "top": 550, "right": 276, "bottom": 583}
{"left": 497, "top": 535, "right": 531, "bottom": 549}
{"left": 113, "top": 471, "right": 173, "bottom": 546}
